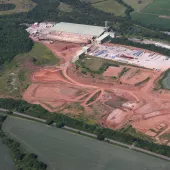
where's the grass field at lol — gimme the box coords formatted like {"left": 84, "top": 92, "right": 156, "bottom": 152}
{"left": 81, "top": 0, "right": 126, "bottom": 16}
{"left": 92, "top": 0, "right": 126, "bottom": 16}
{"left": 3, "top": 116, "right": 170, "bottom": 170}
{"left": 123, "top": 0, "right": 153, "bottom": 12}
{"left": 80, "top": 0, "right": 102, "bottom": 2}
{"left": 77, "top": 55, "right": 120, "bottom": 73}
{"left": 155, "top": 69, "right": 170, "bottom": 90}
{"left": 25, "top": 42, "right": 60, "bottom": 66}
{"left": 0, "top": 42, "right": 59, "bottom": 98}
{"left": 57, "top": 2, "right": 73, "bottom": 12}
{"left": 161, "top": 70, "right": 170, "bottom": 90}
{"left": 0, "top": 138, "right": 15, "bottom": 170}
{"left": 131, "top": 0, "right": 170, "bottom": 30}
{"left": 0, "top": 0, "right": 36, "bottom": 15}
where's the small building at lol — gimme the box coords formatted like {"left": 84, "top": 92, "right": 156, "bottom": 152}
{"left": 95, "top": 33, "right": 110, "bottom": 44}
{"left": 109, "top": 32, "right": 115, "bottom": 38}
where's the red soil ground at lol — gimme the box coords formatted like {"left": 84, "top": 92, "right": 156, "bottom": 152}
{"left": 103, "top": 66, "right": 123, "bottom": 77}
{"left": 22, "top": 41, "right": 170, "bottom": 143}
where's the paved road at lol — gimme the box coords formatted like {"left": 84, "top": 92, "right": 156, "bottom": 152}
{"left": 1, "top": 108, "right": 170, "bottom": 161}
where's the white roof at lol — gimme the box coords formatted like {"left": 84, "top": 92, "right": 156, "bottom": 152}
{"left": 49, "top": 22, "right": 105, "bottom": 37}
{"left": 96, "top": 32, "right": 110, "bottom": 41}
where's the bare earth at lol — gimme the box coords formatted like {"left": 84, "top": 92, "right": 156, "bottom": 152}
{"left": 23, "top": 39, "right": 170, "bottom": 145}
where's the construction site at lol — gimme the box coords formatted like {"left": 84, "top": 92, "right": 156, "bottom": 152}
{"left": 24, "top": 21, "right": 170, "bottom": 145}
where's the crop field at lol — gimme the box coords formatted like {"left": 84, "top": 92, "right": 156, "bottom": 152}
{"left": 123, "top": 0, "right": 153, "bottom": 12}
{"left": 0, "top": 0, "right": 36, "bottom": 15}
{"left": 3, "top": 116, "right": 170, "bottom": 170}
{"left": 131, "top": 0, "right": 170, "bottom": 30}
{"left": 92, "top": 0, "right": 126, "bottom": 16}
{"left": 0, "top": 138, "right": 15, "bottom": 170}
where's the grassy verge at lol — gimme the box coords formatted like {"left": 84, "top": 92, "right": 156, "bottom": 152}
{"left": 120, "top": 125, "right": 153, "bottom": 142}
{"left": 86, "top": 91, "right": 101, "bottom": 105}
{"left": 135, "top": 77, "right": 150, "bottom": 86}
{"left": 118, "top": 67, "right": 130, "bottom": 78}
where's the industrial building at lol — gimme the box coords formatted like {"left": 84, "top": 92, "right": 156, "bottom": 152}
{"left": 26, "top": 22, "right": 115, "bottom": 44}
{"left": 49, "top": 22, "right": 106, "bottom": 37}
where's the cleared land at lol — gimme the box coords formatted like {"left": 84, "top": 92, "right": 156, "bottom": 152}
{"left": 0, "top": 138, "right": 15, "bottom": 170}
{"left": 92, "top": 0, "right": 126, "bottom": 16}
{"left": 0, "top": 0, "right": 36, "bottom": 15}
{"left": 3, "top": 116, "right": 170, "bottom": 170}
{"left": 131, "top": 0, "right": 170, "bottom": 30}
{"left": 123, "top": 0, "right": 153, "bottom": 12}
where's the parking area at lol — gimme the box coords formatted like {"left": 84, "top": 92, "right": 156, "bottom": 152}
{"left": 89, "top": 44, "right": 170, "bottom": 71}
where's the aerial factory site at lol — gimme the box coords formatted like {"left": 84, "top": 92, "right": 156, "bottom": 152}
{"left": 23, "top": 21, "right": 170, "bottom": 145}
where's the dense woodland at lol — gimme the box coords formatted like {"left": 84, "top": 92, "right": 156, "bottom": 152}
{"left": 1, "top": 98, "right": 170, "bottom": 157}
{"left": 0, "top": 4, "right": 16, "bottom": 11}
{"left": 0, "top": 115, "right": 47, "bottom": 170}
{"left": 0, "top": 23, "right": 33, "bottom": 66}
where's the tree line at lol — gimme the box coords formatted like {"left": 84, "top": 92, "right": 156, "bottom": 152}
{"left": 0, "top": 115, "right": 47, "bottom": 170}
{"left": 1, "top": 98, "right": 170, "bottom": 157}
{"left": 111, "top": 38, "right": 170, "bottom": 57}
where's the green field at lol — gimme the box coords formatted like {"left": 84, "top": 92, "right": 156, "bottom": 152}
{"left": 131, "top": 0, "right": 170, "bottom": 30}
{"left": 161, "top": 70, "right": 170, "bottom": 90}
{"left": 3, "top": 116, "right": 170, "bottom": 170}
{"left": 81, "top": 0, "right": 126, "bottom": 16}
{"left": 123, "top": 0, "right": 153, "bottom": 12}
{"left": 25, "top": 42, "right": 60, "bottom": 66}
{"left": 0, "top": 42, "right": 59, "bottom": 98}
{"left": 0, "top": 138, "right": 15, "bottom": 170}
{"left": 57, "top": 2, "right": 73, "bottom": 12}
{"left": 0, "top": 0, "right": 36, "bottom": 15}
{"left": 92, "top": 0, "right": 126, "bottom": 16}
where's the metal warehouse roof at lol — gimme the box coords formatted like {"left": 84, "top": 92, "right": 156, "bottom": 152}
{"left": 49, "top": 22, "right": 105, "bottom": 37}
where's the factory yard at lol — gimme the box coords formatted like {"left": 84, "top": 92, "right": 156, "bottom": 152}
{"left": 3, "top": 116, "right": 170, "bottom": 170}
{"left": 89, "top": 44, "right": 170, "bottom": 71}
